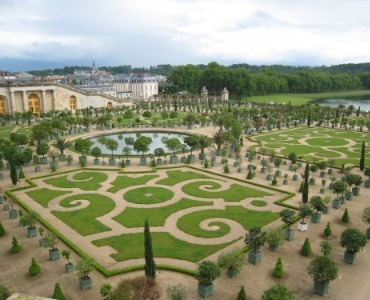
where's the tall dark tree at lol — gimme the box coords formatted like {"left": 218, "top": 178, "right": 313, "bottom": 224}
{"left": 307, "top": 110, "right": 311, "bottom": 127}
{"left": 9, "top": 154, "right": 18, "bottom": 186}
{"left": 302, "top": 163, "right": 310, "bottom": 203}
{"left": 360, "top": 141, "right": 365, "bottom": 171}
{"left": 144, "top": 219, "right": 156, "bottom": 279}
{"left": 236, "top": 286, "right": 247, "bottom": 300}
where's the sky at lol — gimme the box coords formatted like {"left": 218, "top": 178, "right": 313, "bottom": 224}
{"left": 1, "top": 0, "right": 370, "bottom": 71}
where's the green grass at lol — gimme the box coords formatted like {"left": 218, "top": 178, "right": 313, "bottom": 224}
{"left": 157, "top": 170, "right": 212, "bottom": 186}
{"left": 181, "top": 181, "right": 271, "bottom": 201}
{"left": 44, "top": 171, "right": 108, "bottom": 191}
{"left": 0, "top": 125, "right": 16, "bottom": 139}
{"left": 52, "top": 193, "right": 116, "bottom": 236}
{"left": 113, "top": 198, "right": 210, "bottom": 227}
{"left": 92, "top": 232, "right": 236, "bottom": 262}
{"left": 26, "top": 188, "right": 71, "bottom": 208}
{"left": 177, "top": 206, "right": 279, "bottom": 238}
{"left": 108, "top": 174, "right": 158, "bottom": 193}
{"left": 251, "top": 200, "right": 268, "bottom": 207}
{"left": 306, "top": 137, "right": 349, "bottom": 147}
{"left": 123, "top": 187, "right": 174, "bottom": 204}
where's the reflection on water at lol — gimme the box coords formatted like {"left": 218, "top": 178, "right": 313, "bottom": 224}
{"left": 88, "top": 131, "right": 191, "bottom": 155}
{"left": 311, "top": 95, "right": 370, "bottom": 111}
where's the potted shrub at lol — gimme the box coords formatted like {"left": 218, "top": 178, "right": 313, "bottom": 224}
{"left": 122, "top": 146, "right": 132, "bottom": 166}
{"left": 332, "top": 181, "right": 347, "bottom": 208}
{"left": 217, "top": 248, "right": 244, "bottom": 278}
{"left": 262, "top": 284, "right": 295, "bottom": 300}
{"left": 244, "top": 226, "right": 266, "bottom": 264}
{"left": 320, "top": 240, "right": 333, "bottom": 256}
{"left": 7, "top": 197, "right": 18, "bottom": 219}
{"left": 340, "top": 227, "right": 367, "bottom": 264}
{"left": 265, "top": 227, "right": 285, "bottom": 251}
{"left": 90, "top": 146, "right": 102, "bottom": 165}
{"left": 38, "top": 227, "right": 47, "bottom": 247}
{"left": 297, "top": 203, "right": 313, "bottom": 232}
{"left": 351, "top": 174, "right": 363, "bottom": 196}
{"left": 154, "top": 147, "right": 165, "bottom": 165}
{"left": 43, "top": 230, "right": 60, "bottom": 261}
{"left": 66, "top": 154, "right": 73, "bottom": 166}
{"left": 196, "top": 260, "right": 221, "bottom": 297}
{"left": 133, "top": 136, "right": 152, "bottom": 166}
{"left": 364, "top": 168, "right": 370, "bottom": 188}
{"left": 322, "top": 195, "right": 332, "bottom": 214}
{"left": 279, "top": 209, "right": 296, "bottom": 241}
{"left": 20, "top": 210, "right": 40, "bottom": 238}
{"left": 309, "top": 196, "right": 325, "bottom": 223}
{"left": 320, "top": 179, "right": 326, "bottom": 194}
{"left": 307, "top": 255, "right": 338, "bottom": 296}
{"left": 362, "top": 207, "right": 370, "bottom": 239}
{"left": 309, "top": 164, "right": 318, "bottom": 185}
{"left": 100, "top": 283, "right": 112, "bottom": 300}
{"left": 61, "top": 249, "right": 74, "bottom": 272}
{"left": 76, "top": 257, "right": 95, "bottom": 290}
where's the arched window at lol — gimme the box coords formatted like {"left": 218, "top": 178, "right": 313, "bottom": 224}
{"left": 0, "top": 96, "right": 7, "bottom": 114}
{"left": 70, "top": 96, "right": 77, "bottom": 110}
{"left": 107, "top": 102, "right": 112, "bottom": 109}
{"left": 28, "top": 94, "right": 40, "bottom": 113}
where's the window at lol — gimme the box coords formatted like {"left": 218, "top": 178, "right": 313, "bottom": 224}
{"left": 0, "top": 97, "right": 6, "bottom": 114}
{"left": 70, "top": 96, "right": 77, "bottom": 110}
{"left": 28, "top": 93, "right": 40, "bottom": 113}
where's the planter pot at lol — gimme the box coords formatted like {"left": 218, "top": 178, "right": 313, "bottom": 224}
{"left": 156, "top": 159, "right": 163, "bottom": 165}
{"left": 268, "top": 244, "right": 278, "bottom": 252}
{"left": 50, "top": 161, "right": 58, "bottom": 170}
{"left": 49, "top": 249, "right": 60, "bottom": 261}
{"left": 198, "top": 283, "right": 213, "bottom": 298}
{"left": 188, "top": 154, "right": 195, "bottom": 162}
{"left": 199, "top": 153, "right": 206, "bottom": 160}
{"left": 0, "top": 196, "right": 3, "bottom": 204}
{"left": 65, "top": 263, "right": 74, "bottom": 273}
{"left": 314, "top": 281, "right": 330, "bottom": 296}
{"left": 285, "top": 229, "right": 295, "bottom": 241}
{"left": 289, "top": 165, "right": 295, "bottom": 171}
{"left": 93, "top": 159, "right": 100, "bottom": 165}
{"left": 248, "top": 164, "right": 254, "bottom": 171}
{"left": 181, "top": 157, "right": 187, "bottom": 163}
{"left": 292, "top": 174, "right": 299, "bottom": 181}
{"left": 344, "top": 251, "right": 357, "bottom": 264}
{"left": 340, "top": 196, "right": 346, "bottom": 205}
{"left": 311, "top": 213, "right": 321, "bottom": 224}
{"left": 140, "top": 157, "right": 147, "bottom": 166}
{"left": 320, "top": 188, "right": 325, "bottom": 194}
{"left": 18, "top": 146, "right": 25, "bottom": 153}
{"left": 59, "top": 154, "right": 66, "bottom": 162}
{"left": 322, "top": 206, "right": 329, "bottom": 214}
{"left": 283, "top": 179, "right": 288, "bottom": 185}
{"left": 309, "top": 178, "right": 316, "bottom": 185}
{"left": 275, "top": 170, "right": 281, "bottom": 177}
{"left": 9, "top": 210, "right": 18, "bottom": 219}
{"left": 211, "top": 161, "right": 216, "bottom": 167}
{"left": 367, "top": 228, "right": 370, "bottom": 239}
{"left": 266, "top": 175, "right": 273, "bottom": 181}
{"left": 4, "top": 204, "right": 10, "bottom": 211}
{"left": 260, "top": 167, "right": 266, "bottom": 174}
{"left": 329, "top": 182, "right": 334, "bottom": 189}
{"left": 297, "top": 222, "right": 308, "bottom": 232}
{"left": 320, "top": 171, "right": 326, "bottom": 178}
{"left": 332, "top": 199, "right": 341, "bottom": 209}
{"left": 237, "top": 167, "right": 242, "bottom": 173}
{"left": 79, "top": 277, "right": 92, "bottom": 291}
{"left": 170, "top": 156, "right": 178, "bottom": 164}
{"left": 328, "top": 168, "right": 333, "bottom": 175}
{"left": 125, "top": 160, "right": 131, "bottom": 166}
{"left": 365, "top": 180, "right": 370, "bottom": 188}
{"left": 227, "top": 268, "right": 238, "bottom": 278}
{"left": 345, "top": 191, "right": 353, "bottom": 200}
{"left": 27, "top": 227, "right": 38, "bottom": 238}
{"left": 352, "top": 187, "right": 360, "bottom": 196}
{"left": 40, "top": 157, "right": 48, "bottom": 165}
{"left": 0, "top": 173, "right": 3, "bottom": 180}
{"left": 109, "top": 158, "right": 116, "bottom": 166}
{"left": 79, "top": 156, "right": 87, "bottom": 164}
{"left": 248, "top": 250, "right": 262, "bottom": 264}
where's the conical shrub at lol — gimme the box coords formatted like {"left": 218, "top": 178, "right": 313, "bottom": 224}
{"left": 300, "top": 238, "right": 312, "bottom": 256}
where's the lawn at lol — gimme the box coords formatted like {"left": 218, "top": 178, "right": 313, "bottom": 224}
{"left": 92, "top": 232, "right": 236, "bottom": 262}
{"left": 26, "top": 188, "right": 71, "bottom": 208}
{"left": 181, "top": 181, "right": 271, "bottom": 201}
{"left": 123, "top": 186, "right": 174, "bottom": 204}
{"left": 44, "top": 171, "right": 108, "bottom": 191}
{"left": 157, "top": 170, "right": 212, "bottom": 186}
{"left": 108, "top": 174, "right": 158, "bottom": 193}
{"left": 52, "top": 193, "right": 116, "bottom": 236}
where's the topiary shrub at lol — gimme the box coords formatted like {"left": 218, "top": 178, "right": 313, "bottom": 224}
{"left": 28, "top": 257, "right": 40, "bottom": 277}
{"left": 18, "top": 169, "right": 25, "bottom": 179}
{"left": 100, "top": 282, "right": 112, "bottom": 300}
{"left": 204, "top": 159, "right": 209, "bottom": 169}
{"left": 246, "top": 170, "right": 253, "bottom": 180}
{"left": 53, "top": 282, "right": 65, "bottom": 300}
{"left": 272, "top": 176, "right": 277, "bottom": 186}
{"left": 320, "top": 240, "right": 332, "bottom": 256}
{"left": 223, "top": 164, "right": 230, "bottom": 174}
{"left": 273, "top": 257, "right": 284, "bottom": 278}
{"left": 342, "top": 208, "right": 350, "bottom": 224}
{"left": 324, "top": 222, "right": 332, "bottom": 237}
{"left": 10, "top": 236, "right": 21, "bottom": 254}
{"left": 262, "top": 284, "right": 295, "bottom": 300}
{"left": 236, "top": 286, "right": 247, "bottom": 300}
{"left": 300, "top": 238, "right": 312, "bottom": 256}
{"left": 0, "top": 222, "right": 5, "bottom": 237}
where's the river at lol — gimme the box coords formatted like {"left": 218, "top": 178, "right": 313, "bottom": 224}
{"left": 310, "top": 95, "right": 370, "bottom": 112}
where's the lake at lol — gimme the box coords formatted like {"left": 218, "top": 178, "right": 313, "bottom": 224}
{"left": 310, "top": 95, "right": 370, "bottom": 112}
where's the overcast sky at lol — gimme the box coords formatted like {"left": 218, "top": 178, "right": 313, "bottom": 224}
{"left": 1, "top": 0, "right": 370, "bottom": 71}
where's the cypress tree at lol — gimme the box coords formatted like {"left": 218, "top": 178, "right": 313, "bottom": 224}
{"left": 342, "top": 208, "right": 350, "bottom": 224}
{"left": 360, "top": 141, "right": 365, "bottom": 171}
{"left": 52, "top": 282, "right": 65, "bottom": 300}
{"left": 0, "top": 221, "right": 5, "bottom": 237}
{"left": 356, "top": 106, "right": 361, "bottom": 117}
{"left": 236, "top": 286, "right": 247, "bottom": 300}
{"left": 307, "top": 110, "right": 311, "bottom": 127}
{"left": 9, "top": 155, "right": 18, "bottom": 186}
{"left": 273, "top": 257, "right": 284, "bottom": 278}
{"left": 144, "top": 219, "right": 156, "bottom": 279}
{"left": 324, "top": 222, "right": 332, "bottom": 237}
{"left": 302, "top": 163, "right": 309, "bottom": 203}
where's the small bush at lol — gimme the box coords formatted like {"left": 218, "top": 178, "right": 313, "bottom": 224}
{"left": 236, "top": 285, "right": 247, "bottom": 300}
{"left": 272, "top": 176, "right": 277, "bottom": 186}
{"left": 0, "top": 222, "right": 5, "bottom": 237}
{"left": 10, "top": 236, "right": 21, "bottom": 254}
{"left": 120, "top": 160, "right": 126, "bottom": 168}
{"left": 0, "top": 285, "right": 10, "bottom": 300}
{"left": 18, "top": 169, "right": 25, "bottom": 179}
{"left": 246, "top": 170, "right": 253, "bottom": 179}
{"left": 28, "top": 258, "right": 40, "bottom": 277}
{"left": 53, "top": 282, "right": 65, "bottom": 300}
{"left": 166, "top": 283, "right": 187, "bottom": 300}
{"left": 204, "top": 159, "right": 209, "bottom": 169}
{"left": 300, "top": 238, "right": 312, "bottom": 256}
{"left": 320, "top": 240, "right": 333, "bottom": 256}
{"left": 273, "top": 257, "right": 284, "bottom": 278}
{"left": 324, "top": 222, "right": 332, "bottom": 237}
{"left": 223, "top": 164, "right": 230, "bottom": 174}
{"left": 150, "top": 159, "right": 156, "bottom": 167}
{"left": 100, "top": 282, "right": 112, "bottom": 299}
{"left": 80, "top": 159, "right": 86, "bottom": 167}
{"left": 342, "top": 208, "right": 350, "bottom": 223}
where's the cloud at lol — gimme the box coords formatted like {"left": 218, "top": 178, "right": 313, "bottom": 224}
{"left": 1, "top": 0, "right": 370, "bottom": 70}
